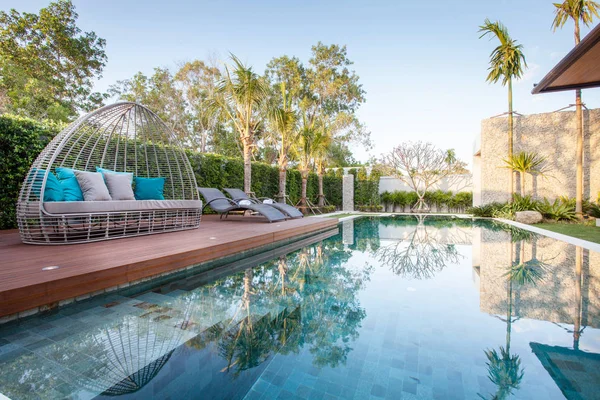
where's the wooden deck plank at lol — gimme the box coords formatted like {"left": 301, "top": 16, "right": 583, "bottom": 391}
{"left": 0, "top": 215, "right": 337, "bottom": 317}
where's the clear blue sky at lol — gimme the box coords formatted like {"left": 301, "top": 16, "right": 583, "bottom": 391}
{"left": 5, "top": 0, "right": 600, "bottom": 167}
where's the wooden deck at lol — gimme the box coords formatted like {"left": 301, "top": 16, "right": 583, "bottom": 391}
{"left": 0, "top": 215, "right": 338, "bottom": 319}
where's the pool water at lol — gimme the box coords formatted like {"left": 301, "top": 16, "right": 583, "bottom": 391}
{"left": 0, "top": 216, "right": 599, "bottom": 400}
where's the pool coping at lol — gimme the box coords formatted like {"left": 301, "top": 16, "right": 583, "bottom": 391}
{"left": 494, "top": 218, "right": 600, "bottom": 253}
{"left": 318, "top": 211, "right": 600, "bottom": 252}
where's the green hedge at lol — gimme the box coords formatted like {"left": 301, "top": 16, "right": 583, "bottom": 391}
{"left": 344, "top": 166, "right": 381, "bottom": 208}
{"left": 0, "top": 114, "right": 65, "bottom": 229}
{"left": 381, "top": 190, "right": 473, "bottom": 213}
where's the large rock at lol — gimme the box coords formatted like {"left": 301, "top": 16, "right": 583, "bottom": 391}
{"left": 514, "top": 210, "right": 543, "bottom": 224}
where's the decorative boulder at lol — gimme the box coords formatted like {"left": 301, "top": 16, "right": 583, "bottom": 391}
{"left": 514, "top": 210, "right": 543, "bottom": 224}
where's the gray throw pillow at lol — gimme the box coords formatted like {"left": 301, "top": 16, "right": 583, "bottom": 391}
{"left": 74, "top": 171, "right": 112, "bottom": 201}
{"left": 104, "top": 172, "right": 135, "bottom": 200}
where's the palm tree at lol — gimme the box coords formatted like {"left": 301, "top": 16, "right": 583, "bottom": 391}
{"left": 314, "top": 129, "right": 332, "bottom": 207}
{"left": 267, "top": 82, "right": 298, "bottom": 203}
{"left": 552, "top": 0, "right": 600, "bottom": 218}
{"left": 211, "top": 54, "right": 270, "bottom": 193}
{"left": 294, "top": 127, "right": 317, "bottom": 207}
{"left": 479, "top": 19, "right": 527, "bottom": 200}
{"left": 502, "top": 151, "right": 547, "bottom": 196}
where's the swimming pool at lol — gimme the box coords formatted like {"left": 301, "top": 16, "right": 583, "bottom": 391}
{"left": 0, "top": 216, "right": 598, "bottom": 399}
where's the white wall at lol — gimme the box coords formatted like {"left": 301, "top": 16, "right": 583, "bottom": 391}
{"left": 378, "top": 174, "right": 473, "bottom": 194}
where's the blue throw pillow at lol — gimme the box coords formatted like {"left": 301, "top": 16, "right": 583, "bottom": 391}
{"left": 96, "top": 167, "right": 133, "bottom": 183}
{"left": 134, "top": 177, "right": 165, "bottom": 200}
{"left": 55, "top": 167, "right": 84, "bottom": 201}
{"left": 29, "top": 169, "right": 65, "bottom": 202}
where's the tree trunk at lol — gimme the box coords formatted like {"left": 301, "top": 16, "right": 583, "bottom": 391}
{"left": 243, "top": 139, "right": 252, "bottom": 194}
{"left": 300, "top": 171, "right": 308, "bottom": 207}
{"left": 575, "top": 21, "right": 583, "bottom": 218}
{"left": 201, "top": 130, "right": 206, "bottom": 153}
{"left": 278, "top": 168, "right": 287, "bottom": 203}
{"left": 575, "top": 89, "right": 583, "bottom": 217}
{"left": 317, "top": 173, "right": 325, "bottom": 207}
{"left": 508, "top": 78, "right": 514, "bottom": 202}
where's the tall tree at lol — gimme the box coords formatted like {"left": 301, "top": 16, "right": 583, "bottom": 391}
{"left": 211, "top": 55, "right": 270, "bottom": 193}
{"left": 265, "top": 56, "right": 305, "bottom": 202}
{"left": 479, "top": 19, "right": 527, "bottom": 201}
{"left": 0, "top": 0, "right": 107, "bottom": 121}
{"left": 109, "top": 68, "right": 189, "bottom": 141}
{"left": 552, "top": 0, "right": 600, "bottom": 217}
{"left": 174, "top": 60, "right": 222, "bottom": 152}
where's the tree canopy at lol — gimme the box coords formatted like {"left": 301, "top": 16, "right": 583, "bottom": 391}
{"left": 0, "top": 0, "right": 107, "bottom": 121}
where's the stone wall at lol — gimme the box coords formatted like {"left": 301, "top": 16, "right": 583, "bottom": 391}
{"left": 342, "top": 174, "right": 354, "bottom": 211}
{"left": 477, "top": 108, "right": 600, "bottom": 204}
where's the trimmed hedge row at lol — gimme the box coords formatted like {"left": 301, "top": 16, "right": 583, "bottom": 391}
{"left": 0, "top": 114, "right": 65, "bottom": 229}
{"left": 381, "top": 190, "right": 473, "bottom": 213}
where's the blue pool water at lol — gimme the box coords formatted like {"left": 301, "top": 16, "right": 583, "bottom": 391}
{"left": 0, "top": 216, "right": 599, "bottom": 400}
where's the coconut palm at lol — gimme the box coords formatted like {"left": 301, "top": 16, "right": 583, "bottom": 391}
{"left": 552, "top": 0, "right": 600, "bottom": 218}
{"left": 267, "top": 82, "right": 298, "bottom": 203}
{"left": 479, "top": 19, "right": 527, "bottom": 199}
{"left": 502, "top": 151, "right": 547, "bottom": 196}
{"left": 292, "top": 125, "right": 330, "bottom": 207}
{"left": 314, "top": 129, "right": 333, "bottom": 207}
{"left": 210, "top": 54, "right": 270, "bottom": 193}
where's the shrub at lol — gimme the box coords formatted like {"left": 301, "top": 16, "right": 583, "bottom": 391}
{"left": 0, "top": 114, "right": 66, "bottom": 229}
{"left": 535, "top": 198, "right": 577, "bottom": 221}
{"left": 467, "top": 203, "right": 504, "bottom": 217}
{"left": 381, "top": 190, "right": 473, "bottom": 213}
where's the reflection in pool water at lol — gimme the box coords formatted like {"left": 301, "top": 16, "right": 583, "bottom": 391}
{"left": 0, "top": 216, "right": 598, "bottom": 399}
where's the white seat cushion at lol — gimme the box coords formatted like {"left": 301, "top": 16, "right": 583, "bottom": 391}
{"left": 43, "top": 200, "right": 202, "bottom": 214}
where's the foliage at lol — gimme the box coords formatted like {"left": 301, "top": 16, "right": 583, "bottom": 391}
{"left": 535, "top": 198, "right": 577, "bottom": 221}
{"left": 0, "top": 1, "right": 107, "bottom": 121}
{"left": 382, "top": 190, "right": 473, "bottom": 212}
{"left": 478, "top": 19, "right": 527, "bottom": 86}
{"left": 0, "top": 114, "right": 66, "bottom": 229}
{"left": 467, "top": 203, "right": 505, "bottom": 218}
{"left": 502, "top": 151, "right": 548, "bottom": 195}
{"left": 552, "top": 0, "right": 600, "bottom": 33}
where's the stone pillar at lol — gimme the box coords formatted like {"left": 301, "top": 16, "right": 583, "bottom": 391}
{"left": 342, "top": 174, "right": 354, "bottom": 211}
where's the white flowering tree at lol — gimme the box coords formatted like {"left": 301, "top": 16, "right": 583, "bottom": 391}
{"left": 381, "top": 141, "right": 467, "bottom": 212}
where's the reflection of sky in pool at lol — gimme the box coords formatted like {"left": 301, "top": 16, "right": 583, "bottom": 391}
{"left": 0, "top": 216, "right": 598, "bottom": 399}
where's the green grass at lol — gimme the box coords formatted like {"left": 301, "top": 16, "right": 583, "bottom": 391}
{"left": 326, "top": 213, "right": 356, "bottom": 219}
{"left": 533, "top": 222, "right": 600, "bottom": 244}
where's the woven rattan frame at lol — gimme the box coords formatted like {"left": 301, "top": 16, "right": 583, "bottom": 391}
{"left": 17, "top": 102, "right": 201, "bottom": 244}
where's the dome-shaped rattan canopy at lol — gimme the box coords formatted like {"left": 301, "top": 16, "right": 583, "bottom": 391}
{"left": 18, "top": 102, "right": 202, "bottom": 244}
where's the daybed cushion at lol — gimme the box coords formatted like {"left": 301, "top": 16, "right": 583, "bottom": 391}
{"left": 43, "top": 200, "right": 202, "bottom": 214}
{"left": 96, "top": 167, "right": 134, "bottom": 183}
{"left": 29, "top": 169, "right": 64, "bottom": 202}
{"left": 134, "top": 177, "right": 165, "bottom": 200}
{"left": 74, "top": 171, "right": 112, "bottom": 201}
{"left": 104, "top": 172, "right": 135, "bottom": 200}
{"left": 55, "top": 167, "right": 84, "bottom": 201}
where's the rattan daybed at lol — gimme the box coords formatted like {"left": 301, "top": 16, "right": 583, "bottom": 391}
{"left": 17, "top": 102, "right": 202, "bottom": 244}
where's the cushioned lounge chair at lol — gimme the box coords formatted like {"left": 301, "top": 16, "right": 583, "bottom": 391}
{"left": 198, "top": 188, "right": 286, "bottom": 222}
{"left": 224, "top": 188, "right": 303, "bottom": 219}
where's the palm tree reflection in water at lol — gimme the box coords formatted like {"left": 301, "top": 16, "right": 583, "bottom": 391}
{"left": 202, "top": 235, "right": 371, "bottom": 376}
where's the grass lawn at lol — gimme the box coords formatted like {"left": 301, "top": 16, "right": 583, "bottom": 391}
{"left": 326, "top": 213, "right": 356, "bottom": 219}
{"left": 533, "top": 222, "right": 600, "bottom": 244}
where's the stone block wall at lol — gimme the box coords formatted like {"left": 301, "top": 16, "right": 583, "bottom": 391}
{"left": 478, "top": 108, "right": 600, "bottom": 204}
